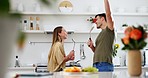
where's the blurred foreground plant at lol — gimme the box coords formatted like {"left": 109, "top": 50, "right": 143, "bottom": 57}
{"left": 0, "top": 0, "right": 57, "bottom": 50}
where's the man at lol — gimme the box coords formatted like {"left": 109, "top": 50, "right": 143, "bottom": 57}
{"left": 87, "top": 0, "right": 115, "bottom": 72}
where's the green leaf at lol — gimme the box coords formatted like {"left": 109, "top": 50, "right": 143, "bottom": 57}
{"left": 139, "top": 41, "right": 147, "bottom": 49}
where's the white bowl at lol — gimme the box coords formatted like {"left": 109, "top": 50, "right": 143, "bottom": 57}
{"left": 59, "top": 7, "right": 73, "bottom": 13}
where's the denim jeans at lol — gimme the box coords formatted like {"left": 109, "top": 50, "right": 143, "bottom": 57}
{"left": 93, "top": 62, "right": 114, "bottom": 72}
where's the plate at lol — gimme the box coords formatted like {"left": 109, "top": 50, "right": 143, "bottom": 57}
{"left": 61, "top": 72, "right": 99, "bottom": 76}
{"left": 59, "top": 1, "right": 73, "bottom": 12}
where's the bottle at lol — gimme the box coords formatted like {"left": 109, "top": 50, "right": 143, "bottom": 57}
{"left": 15, "top": 56, "right": 20, "bottom": 67}
{"left": 30, "top": 16, "right": 34, "bottom": 30}
{"left": 36, "top": 17, "right": 40, "bottom": 30}
{"left": 23, "top": 19, "right": 27, "bottom": 30}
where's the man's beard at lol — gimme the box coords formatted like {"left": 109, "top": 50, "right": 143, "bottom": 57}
{"left": 97, "top": 24, "right": 102, "bottom": 29}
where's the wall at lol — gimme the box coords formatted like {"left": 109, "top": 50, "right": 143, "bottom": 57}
{"left": 9, "top": 0, "right": 148, "bottom": 67}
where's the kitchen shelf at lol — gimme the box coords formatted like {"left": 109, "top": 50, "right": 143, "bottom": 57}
{"left": 117, "top": 31, "right": 148, "bottom": 34}
{"left": 22, "top": 30, "right": 44, "bottom": 34}
{"left": 113, "top": 13, "right": 148, "bottom": 16}
{"left": 22, "top": 30, "right": 74, "bottom": 34}
{"left": 44, "top": 30, "right": 74, "bottom": 34}
{"left": 74, "top": 31, "right": 99, "bottom": 34}
{"left": 10, "top": 11, "right": 148, "bottom": 16}
{"left": 10, "top": 12, "right": 98, "bottom": 15}
{"left": 22, "top": 30, "right": 148, "bottom": 34}
{"left": 22, "top": 30, "right": 101, "bottom": 34}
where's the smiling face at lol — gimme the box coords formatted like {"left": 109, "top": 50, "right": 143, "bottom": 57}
{"left": 58, "top": 28, "right": 68, "bottom": 40}
{"left": 95, "top": 13, "right": 107, "bottom": 29}
{"left": 95, "top": 16, "right": 103, "bottom": 29}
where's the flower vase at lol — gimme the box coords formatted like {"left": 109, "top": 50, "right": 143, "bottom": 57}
{"left": 127, "top": 50, "right": 142, "bottom": 76}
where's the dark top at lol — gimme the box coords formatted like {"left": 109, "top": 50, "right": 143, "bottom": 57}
{"left": 93, "top": 27, "right": 115, "bottom": 64}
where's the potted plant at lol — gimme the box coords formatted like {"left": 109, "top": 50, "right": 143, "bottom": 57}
{"left": 121, "top": 25, "right": 147, "bottom": 76}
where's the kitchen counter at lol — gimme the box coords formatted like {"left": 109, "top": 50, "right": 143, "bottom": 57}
{"left": 8, "top": 67, "right": 35, "bottom": 70}
{"left": 8, "top": 66, "right": 148, "bottom": 70}
{"left": 6, "top": 66, "right": 148, "bottom": 78}
{"left": 6, "top": 71, "right": 148, "bottom": 78}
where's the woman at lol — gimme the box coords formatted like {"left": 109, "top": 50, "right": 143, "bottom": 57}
{"left": 47, "top": 26, "right": 75, "bottom": 72}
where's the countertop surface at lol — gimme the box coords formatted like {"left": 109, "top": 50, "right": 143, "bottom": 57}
{"left": 7, "top": 66, "right": 148, "bottom": 78}
{"left": 8, "top": 66, "right": 148, "bottom": 70}
{"left": 6, "top": 70, "right": 148, "bottom": 78}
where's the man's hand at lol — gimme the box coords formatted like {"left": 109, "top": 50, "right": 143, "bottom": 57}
{"left": 87, "top": 39, "right": 93, "bottom": 48}
{"left": 87, "top": 39, "right": 95, "bottom": 52}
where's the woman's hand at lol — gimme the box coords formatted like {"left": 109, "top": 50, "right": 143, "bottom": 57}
{"left": 68, "top": 50, "right": 75, "bottom": 60}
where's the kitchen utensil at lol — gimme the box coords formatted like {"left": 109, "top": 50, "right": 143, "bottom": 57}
{"left": 71, "top": 39, "right": 76, "bottom": 67}
{"left": 81, "top": 52, "right": 86, "bottom": 59}
{"left": 80, "top": 44, "right": 86, "bottom": 60}
{"left": 89, "top": 26, "right": 94, "bottom": 40}
{"left": 72, "top": 39, "right": 75, "bottom": 50}
{"left": 68, "top": 60, "right": 81, "bottom": 67}
{"left": 76, "top": 60, "right": 81, "bottom": 63}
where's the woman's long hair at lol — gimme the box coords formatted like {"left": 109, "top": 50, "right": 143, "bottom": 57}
{"left": 52, "top": 26, "right": 63, "bottom": 46}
